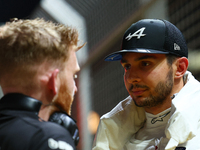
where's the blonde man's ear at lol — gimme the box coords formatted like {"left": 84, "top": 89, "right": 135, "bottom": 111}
{"left": 48, "top": 69, "right": 60, "bottom": 95}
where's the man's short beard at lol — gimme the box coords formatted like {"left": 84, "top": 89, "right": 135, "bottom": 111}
{"left": 131, "top": 67, "right": 174, "bottom": 108}
{"left": 52, "top": 82, "right": 73, "bottom": 115}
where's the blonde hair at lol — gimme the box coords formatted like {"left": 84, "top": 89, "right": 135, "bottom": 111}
{"left": 0, "top": 18, "right": 83, "bottom": 89}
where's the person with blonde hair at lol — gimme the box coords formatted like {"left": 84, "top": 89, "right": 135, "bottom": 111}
{"left": 0, "top": 18, "right": 84, "bottom": 150}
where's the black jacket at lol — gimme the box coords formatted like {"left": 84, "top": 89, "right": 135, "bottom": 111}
{"left": 0, "top": 93, "right": 76, "bottom": 150}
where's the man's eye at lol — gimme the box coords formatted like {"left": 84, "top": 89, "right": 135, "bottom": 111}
{"left": 123, "top": 64, "right": 131, "bottom": 70}
{"left": 74, "top": 74, "right": 78, "bottom": 79}
{"left": 141, "top": 61, "right": 150, "bottom": 66}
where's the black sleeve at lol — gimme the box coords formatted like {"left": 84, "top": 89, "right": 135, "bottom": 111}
{"left": 29, "top": 122, "right": 76, "bottom": 150}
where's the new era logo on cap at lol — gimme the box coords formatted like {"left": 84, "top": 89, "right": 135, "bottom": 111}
{"left": 174, "top": 43, "right": 180, "bottom": 50}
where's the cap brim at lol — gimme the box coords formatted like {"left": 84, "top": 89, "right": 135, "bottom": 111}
{"left": 104, "top": 49, "right": 169, "bottom": 61}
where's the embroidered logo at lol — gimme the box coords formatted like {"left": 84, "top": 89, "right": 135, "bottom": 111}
{"left": 125, "top": 27, "right": 146, "bottom": 40}
{"left": 48, "top": 138, "right": 73, "bottom": 150}
{"left": 151, "top": 111, "right": 170, "bottom": 124}
{"left": 174, "top": 43, "right": 180, "bottom": 50}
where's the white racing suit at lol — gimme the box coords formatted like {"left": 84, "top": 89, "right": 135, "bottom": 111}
{"left": 92, "top": 71, "right": 200, "bottom": 150}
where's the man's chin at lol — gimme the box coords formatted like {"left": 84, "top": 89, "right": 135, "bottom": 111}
{"left": 131, "top": 96, "right": 147, "bottom": 107}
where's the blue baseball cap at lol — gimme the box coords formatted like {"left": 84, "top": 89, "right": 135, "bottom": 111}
{"left": 105, "top": 19, "right": 188, "bottom": 61}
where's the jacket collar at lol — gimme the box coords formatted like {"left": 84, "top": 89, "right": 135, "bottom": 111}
{"left": 0, "top": 93, "right": 42, "bottom": 113}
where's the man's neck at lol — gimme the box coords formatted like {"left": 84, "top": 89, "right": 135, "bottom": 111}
{"left": 38, "top": 105, "right": 51, "bottom": 121}
{"left": 144, "top": 97, "right": 172, "bottom": 115}
{"left": 39, "top": 105, "right": 60, "bottom": 121}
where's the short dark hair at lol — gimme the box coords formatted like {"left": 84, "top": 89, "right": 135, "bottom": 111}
{"left": 166, "top": 54, "right": 179, "bottom": 66}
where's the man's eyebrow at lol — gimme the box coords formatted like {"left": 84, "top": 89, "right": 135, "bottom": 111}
{"left": 121, "top": 55, "right": 157, "bottom": 63}
{"left": 121, "top": 58, "right": 127, "bottom": 64}
{"left": 135, "top": 55, "right": 156, "bottom": 61}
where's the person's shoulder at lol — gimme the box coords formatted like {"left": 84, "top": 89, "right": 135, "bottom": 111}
{"left": 0, "top": 112, "right": 76, "bottom": 150}
{"left": 30, "top": 119, "right": 71, "bottom": 137}
{"left": 41, "top": 120, "right": 67, "bottom": 132}
{"left": 30, "top": 121, "right": 76, "bottom": 150}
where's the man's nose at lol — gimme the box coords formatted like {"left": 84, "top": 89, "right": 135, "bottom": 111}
{"left": 125, "top": 69, "right": 141, "bottom": 83}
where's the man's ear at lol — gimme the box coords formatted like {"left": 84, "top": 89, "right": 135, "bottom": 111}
{"left": 48, "top": 69, "right": 60, "bottom": 95}
{"left": 174, "top": 57, "right": 188, "bottom": 79}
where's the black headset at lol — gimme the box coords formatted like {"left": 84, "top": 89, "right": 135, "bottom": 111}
{"left": 49, "top": 112, "right": 79, "bottom": 146}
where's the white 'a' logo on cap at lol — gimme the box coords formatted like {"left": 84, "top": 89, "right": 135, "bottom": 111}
{"left": 125, "top": 27, "right": 146, "bottom": 41}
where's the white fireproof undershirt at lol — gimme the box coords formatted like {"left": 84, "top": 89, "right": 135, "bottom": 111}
{"left": 135, "top": 108, "right": 171, "bottom": 140}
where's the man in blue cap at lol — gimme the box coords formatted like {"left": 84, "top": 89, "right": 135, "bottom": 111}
{"left": 93, "top": 19, "right": 200, "bottom": 150}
